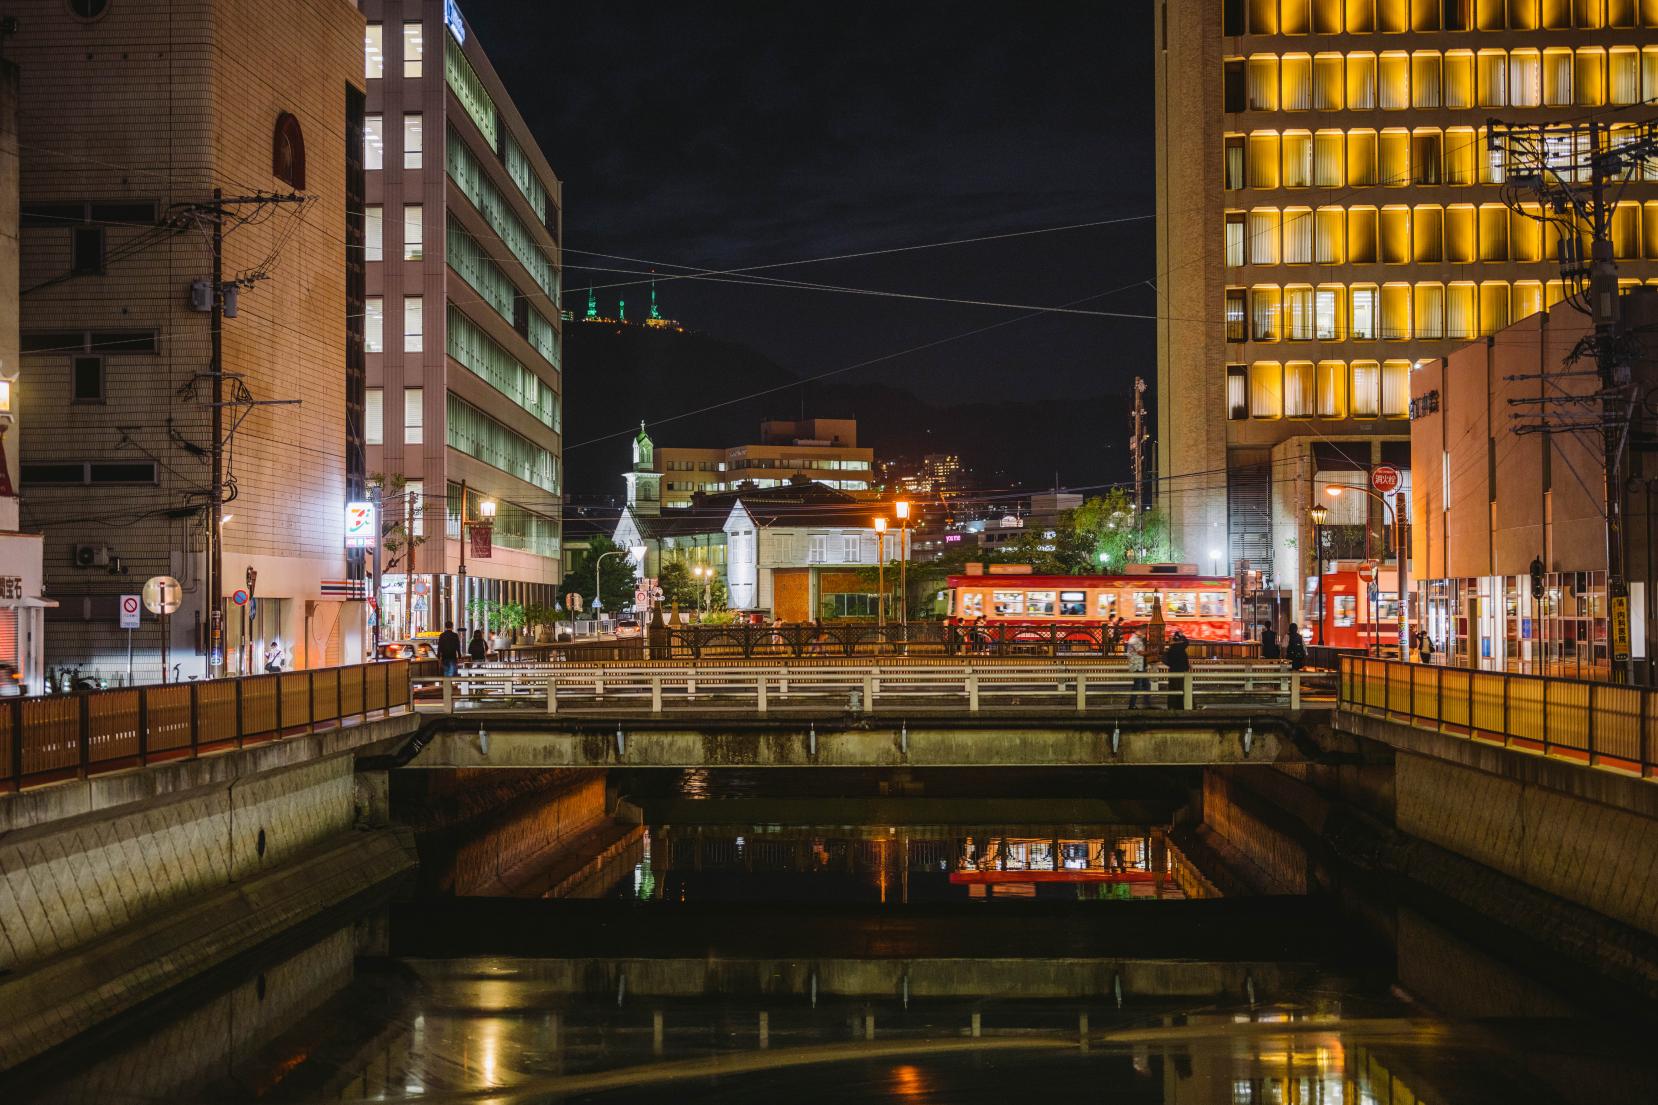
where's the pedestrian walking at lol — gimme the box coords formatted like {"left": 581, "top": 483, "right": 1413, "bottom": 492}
{"left": 1418, "top": 632, "right": 1434, "bottom": 665}
{"left": 437, "top": 621, "right": 462, "bottom": 678}
{"left": 1125, "top": 630, "right": 1148, "bottom": 708}
{"left": 467, "top": 628, "right": 489, "bottom": 663}
{"left": 1259, "top": 624, "right": 1280, "bottom": 661}
{"left": 262, "top": 639, "right": 285, "bottom": 673}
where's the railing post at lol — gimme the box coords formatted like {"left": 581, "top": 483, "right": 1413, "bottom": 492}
{"left": 10, "top": 699, "right": 23, "bottom": 790}
{"left": 967, "top": 672, "right": 979, "bottom": 713}
{"left": 651, "top": 675, "right": 662, "bottom": 715}
{"left": 77, "top": 692, "right": 91, "bottom": 778}
{"left": 863, "top": 674, "right": 875, "bottom": 713}
{"left": 136, "top": 687, "right": 149, "bottom": 767}
{"left": 547, "top": 672, "right": 558, "bottom": 715}
{"left": 189, "top": 682, "right": 201, "bottom": 759}
{"left": 1291, "top": 672, "right": 1301, "bottom": 711}
{"left": 756, "top": 672, "right": 768, "bottom": 715}
{"left": 1076, "top": 674, "right": 1087, "bottom": 714}
{"left": 442, "top": 677, "right": 454, "bottom": 714}
{"left": 1182, "top": 672, "right": 1194, "bottom": 712}
{"left": 234, "top": 677, "right": 244, "bottom": 744}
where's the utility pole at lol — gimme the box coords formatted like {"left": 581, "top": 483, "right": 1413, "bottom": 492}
{"left": 1488, "top": 115, "right": 1658, "bottom": 681}
{"left": 1129, "top": 377, "right": 1149, "bottom": 518}
{"left": 187, "top": 189, "right": 308, "bottom": 679}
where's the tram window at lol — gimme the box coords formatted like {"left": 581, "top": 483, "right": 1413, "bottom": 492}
{"left": 1028, "top": 591, "right": 1057, "bottom": 615}
{"left": 1133, "top": 592, "right": 1158, "bottom": 617}
{"left": 1165, "top": 592, "right": 1196, "bottom": 617}
{"left": 961, "top": 592, "right": 983, "bottom": 618}
{"left": 1097, "top": 593, "right": 1119, "bottom": 619}
{"left": 993, "top": 590, "right": 1025, "bottom": 615}
{"left": 1378, "top": 596, "right": 1399, "bottom": 620}
{"left": 1200, "top": 593, "right": 1229, "bottom": 617}
{"left": 1059, "top": 591, "right": 1087, "bottom": 616}
{"left": 1334, "top": 595, "right": 1357, "bottom": 627}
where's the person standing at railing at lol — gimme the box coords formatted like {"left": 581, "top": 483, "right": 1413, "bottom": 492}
{"left": 437, "top": 622, "right": 462, "bottom": 678}
{"left": 263, "top": 640, "right": 285, "bottom": 674}
{"left": 468, "top": 629, "right": 489, "bottom": 664}
{"left": 1259, "top": 625, "right": 1280, "bottom": 661}
{"left": 1285, "top": 624, "right": 1306, "bottom": 671}
{"left": 1164, "top": 631, "right": 1191, "bottom": 709}
{"left": 1125, "top": 630, "right": 1148, "bottom": 708}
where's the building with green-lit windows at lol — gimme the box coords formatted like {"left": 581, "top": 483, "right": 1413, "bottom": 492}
{"left": 362, "top": 0, "right": 563, "bottom": 635}
{"left": 1156, "top": 0, "right": 1658, "bottom": 630}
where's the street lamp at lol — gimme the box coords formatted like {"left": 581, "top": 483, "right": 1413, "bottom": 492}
{"left": 1308, "top": 504, "right": 1329, "bottom": 646}
{"left": 895, "top": 501, "right": 911, "bottom": 640}
{"left": 873, "top": 516, "right": 888, "bottom": 630}
{"left": 1325, "top": 483, "right": 1406, "bottom": 658}
{"left": 595, "top": 549, "right": 625, "bottom": 618}
{"left": 692, "top": 564, "right": 713, "bottom": 612}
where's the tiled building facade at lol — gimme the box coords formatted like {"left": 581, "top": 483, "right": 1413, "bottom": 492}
{"left": 13, "top": 0, "right": 366, "bottom": 678}
{"left": 1156, "top": 0, "right": 1658, "bottom": 623}
{"left": 361, "top": 0, "right": 564, "bottom": 637}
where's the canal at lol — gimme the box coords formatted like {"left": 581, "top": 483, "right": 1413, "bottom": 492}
{"left": 10, "top": 767, "right": 1658, "bottom": 1104}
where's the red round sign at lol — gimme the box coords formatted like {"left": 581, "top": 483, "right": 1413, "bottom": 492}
{"left": 1371, "top": 465, "right": 1401, "bottom": 495}
{"left": 1357, "top": 561, "right": 1378, "bottom": 582}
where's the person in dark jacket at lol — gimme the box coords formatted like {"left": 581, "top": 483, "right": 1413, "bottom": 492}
{"left": 437, "top": 622, "right": 462, "bottom": 677}
{"left": 467, "top": 629, "right": 489, "bottom": 663}
{"left": 1164, "top": 631, "right": 1191, "bottom": 709}
{"left": 1259, "top": 624, "right": 1281, "bottom": 660}
{"left": 1285, "top": 623, "right": 1307, "bottom": 670}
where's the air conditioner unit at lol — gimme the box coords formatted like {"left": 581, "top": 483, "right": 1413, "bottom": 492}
{"left": 73, "top": 543, "right": 110, "bottom": 569}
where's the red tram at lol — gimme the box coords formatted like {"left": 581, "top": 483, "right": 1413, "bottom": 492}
{"left": 945, "top": 564, "right": 1239, "bottom": 642}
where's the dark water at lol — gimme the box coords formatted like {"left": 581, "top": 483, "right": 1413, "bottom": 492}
{"left": 11, "top": 768, "right": 1658, "bottom": 1104}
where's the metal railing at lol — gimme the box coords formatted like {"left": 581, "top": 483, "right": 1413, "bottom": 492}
{"left": 419, "top": 661, "right": 1315, "bottom": 716}
{"left": 650, "top": 622, "right": 1262, "bottom": 661}
{"left": 1338, "top": 656, "right": 1656, "bottom": 777}
{"left": 1, "top": 660, "right": 413, "bottom": 791}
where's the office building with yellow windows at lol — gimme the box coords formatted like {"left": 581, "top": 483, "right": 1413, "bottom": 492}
{"left": 1155, "top": 0, "right": 1658, "bottom": 624}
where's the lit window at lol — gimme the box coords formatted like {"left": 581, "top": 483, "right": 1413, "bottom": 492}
{"left": 1610, "top": 47, "right": 1641, "bottom": 105}
{"left": 1413, "top": 204, "right": 1443, "bottom": 262}
{"left": 1379, "top": 128, "right": 1410, "bottom": 186}
{"left": 1315, "top": 207, "right": 1344, "bottom": 263}
{"left": 1506, "top": 0, "right": 1538, "bottom": 30}
{"left": 1645, "top": 200, "right": 1658, "bottom": 260}
{"left": 1251, "top": 285, "right": 1282, "bottom": 342}
{"left": 1313, "top": 0, "right": 1343, "bottom": 31}
{"left": 1313, "top": 130, "right": 1344, "bottom": 187}
{"left": 1446, "top": 204, "right": 1477, "bottom": 263}
{"left": 1225, "top": 135, "right": 1246, "bottom": 190}
{"left": 1282, "top": 53, "right": 1313, "bottom": 110}
{"left": 1447, "top": 282, "right": 1477, "bottom": 339}
{"left": 1283, "top": 0, "right": 1312, "bottom": 33}
{"left": 1411, "top": 128, "right": 1441, "bottom": 185}
{"left": 1511, "top": 49, "right": 1541, "bottom": 107}
{"left": 1444, "top": 127, "right": 1478, "bottom": 185}
{"left": 1284, "top": 130, "right": 1313, "bottom": 187}
{"left": 403, "top": 21, "right": 424, "bottom": 79}
{"left": 365, "top": 387, "right": 384, "bottom": 445}
{"left": 1377, "top": 0, "right": 1408, "bottom": 31}
{"left": 1543, "top": 47, "right": 1574, "bottom": 106}
{"left": 1480, "top": 281, "right": 1510, "bottom": 336}
{"left": 1249, "top": 132, "right": 1281, "bottom": 189}
{"left": 1381, "top": 282, "right": 1412, "bottom": 339}
{"left": 365, "top": 24, "right": 383, "bottom": 80}
{"left": 1378, "top": 51, "right": 1409, "bottom": 109}
{"left": 1511, "top": 203, "right": 1544, "bottom": 262}
{"left": 1226, "top": 288, "right": 1248, "bottom": 342}
{"left": 1382, "top": 360, "right": 1411, "bottom": 418}
{"left": 365, "top": 205, "right": 383, "bottom": 262}
{"left": 1315, "top": 285, "right": 1344, "bottom": 339}
{"left": 1225, "top": 212, "right": 1246, "bottom": 268}
{"left": 1314, "top": 53, "right": 1344, "bottom": 109}
{"left": 365, "top": 115, "right": 384, "bottom": 171}
{"left": 1444, "top": 50, "right": 1474, "bottom": 107}
{"left": 1347, "top": 51, "right": 1377, "bottom": 109}
{"left": 1248, "top": 0, "right": 1279, "bottom": 33}
{"left": 404, "top": 296, "right": 423, "bottom": 353}
{"left": 1347, "top": 0, "right": 1375, "bottom": 33}
{"left": 1542, "top": 0, "right": 1571, "bottom": 29}
{"left": 1348, "top": 206, "right": 1378, "bottom": 263}
{"left": 1285, "top": 285, "right": 1315, "bottom": 340}
{"left": 1412, "top": 0, "right": 1441, "bottom": 30}
{"left": 1250, "top": 361, "right": 1283, "bottom": 419}
{"left": 1476, "top": 49, "right": 1507, "bottom": 107}
{"left": 1317, "top": 359, "right": 1347, "bottom": 418}
{"left": 403, "top": 204, "right": 423, "bottom": 261}
{"left": 403, "top": 113, "right": 423, "bottom": 169}
{"left": 1284, "top": 207, "right": 1314, "bottom": 263}
{"left": 1347, "top": 129, "right": 1377, "bottom": 186}
{"left": 1249, "top": 207, "right": 1281, "bottom": 264}
{"left": 1414, "top": 283, "right": 1445, "bottom": 339}
{"left": 404, "top": 387, "right": 424, "bottom": 445}
{"left": 1248, "top": 55, "right": 1280, "bottom": 111}
{"left": 1512, "top": 280, "right": 1544, "bottom": 322}
{"left": 1227, "top": 364, "right": 1249, "bottom": 420}
{"left": 1411, "top": 51, "right": 1442, "bottom": 107}
{"left": 1575, "top": 46, "right": 1605, "bottom": 106}
{"left": 1285, "top": 361, "right": 1316, "bottom": 419}
{"left": 1479, "top": 203, "right": 1509, "bottom": 261}
{"left": 1351, "top": 360, "right": 1381, "bottom": 418}
{"left": 1351, "top": 285, "right": 1378, "bottom": 340}
{"left": 365, "top": 296, "right": 383, "bottom": 352}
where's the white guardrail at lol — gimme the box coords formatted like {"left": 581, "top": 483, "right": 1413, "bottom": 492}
{"left": 416, "top": 662, "right": 1323, "bottom": 716}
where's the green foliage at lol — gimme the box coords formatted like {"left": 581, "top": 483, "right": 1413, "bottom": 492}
{"left": 557, "top": 535, "right": 636, "bottom": 613}
{"left": 524, "top": 603, "right": 565, "bottom": 627}
{"left": 466, "top": 599, "right": 526, "bottom": 631}
{"left": 367, "top": 472, "right": 427, "bottom": 573}
{"left": 1070, "top": 489, "right": 1177, "bottom": 568}
{"left": 659, "top": 558, "right": 728, "bottom": 610}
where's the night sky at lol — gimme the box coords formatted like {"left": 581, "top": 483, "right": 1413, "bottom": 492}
{"left": 462, "top": 1, "right": 1157, "bottom": 466}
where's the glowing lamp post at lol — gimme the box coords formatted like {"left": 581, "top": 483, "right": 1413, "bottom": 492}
{"left": 895, "top": 500, "right": 911, "bottom": 640}
{"left": 1308, "top": 503, "right": 1329, "bottom": 645}
{"left": 873, "top": 516, "right": 888, "bottom": 630}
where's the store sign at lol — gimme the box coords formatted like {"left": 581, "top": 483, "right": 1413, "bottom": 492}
{"left": 344, "top": 501, "right": 376, "bottom": 549}
{"left": 1409, "top": 390, "right": 1440, "bottom": 420}
{"left": 470, "top": 524, "right": 493, "bottom": 559}
{"left": 1612, "top": 593, "right": 1631, "bottom": 662}
{"left": 0, "top": 575, "right": 24, "bottom": 601}
{"left": 445, "top": 0, "right": 466, "bottom": 43}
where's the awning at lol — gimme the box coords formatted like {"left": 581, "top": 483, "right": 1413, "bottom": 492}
{"left": 0, "top": 596, "right": 58, "bottom": 608}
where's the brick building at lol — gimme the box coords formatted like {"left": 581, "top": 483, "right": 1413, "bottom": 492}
{"left": 13, "top": 0, "right": 366, "bottom": 679}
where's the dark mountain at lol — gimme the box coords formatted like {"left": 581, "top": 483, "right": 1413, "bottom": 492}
{"left": 560, "top": 322, "right": 1133, "bottom": 500}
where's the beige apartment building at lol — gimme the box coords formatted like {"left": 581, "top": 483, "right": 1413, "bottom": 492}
{"left": 651, "top": 418, "right": 874, "bottom": 510}
{"left": 13, "top": 0, "right": 365, "bottom": 680}
{"left": 1156, "top": 0, "right": 1658, "bottom": 623}
{"left": 361, "top": 0, "right": 564, "bottom": 637}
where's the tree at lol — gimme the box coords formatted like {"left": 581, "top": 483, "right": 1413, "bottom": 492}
{"left": 558, "top": 536, "right": 636, "bottom": 614}
{"left": 659, "top": 559, "right": 727, "bottom": 611}
{"left": 367, "top": 472, "right": 427, "bottom": 574}
{"left": 1071, "top": 489, "right": 1177, "bottom": 568}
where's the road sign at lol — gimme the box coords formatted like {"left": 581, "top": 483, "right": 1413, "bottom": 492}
{"left": 119, "top": 594, "right": 141, "bottom": 629}
{"left": 1371, "top": 465, "right": 1402, "bottom": 495}
{"left": 1357, "top": 561, "right": 1377, "bottom": 583}
{"left": 231, "top": 589, "right": 249, "bottom": 606}
{"left": 142, "top": 576, "right": 182, "bottom": 616}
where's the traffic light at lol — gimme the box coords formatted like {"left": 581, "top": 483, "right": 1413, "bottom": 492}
{"left": 1530, "top": 557, "right": 1545, "bottom": 600}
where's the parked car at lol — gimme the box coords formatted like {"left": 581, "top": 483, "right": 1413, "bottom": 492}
{"left": 614, "top": 618, "right": 641, "bottom": 639}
